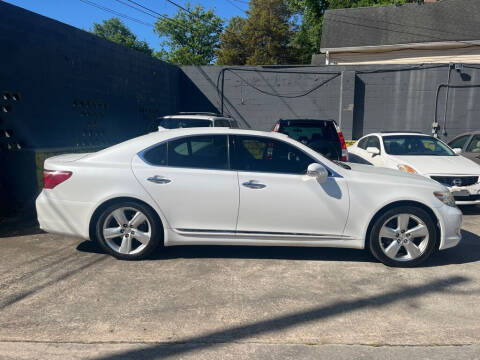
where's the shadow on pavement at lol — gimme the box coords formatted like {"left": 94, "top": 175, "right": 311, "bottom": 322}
{"left": 77, "top": 227, "right": 480, "bottom": 266}
{"left": 0, "top": 215, "right": 43, "bottom": 238}
{"left": 92, "top": 275, "right": 470, "bottom": 360}
{"left": 421, "top": 229, "right": 480, "bottom": 267}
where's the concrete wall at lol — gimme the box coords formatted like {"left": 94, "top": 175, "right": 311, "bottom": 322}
{"left": 0, "top": 2, "right": 181, "bottom": 214}
{"left": 181, "top": 64, "right": 480, "bottom": 140}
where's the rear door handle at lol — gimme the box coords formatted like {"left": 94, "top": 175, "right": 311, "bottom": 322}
{"left": 147, "top": 175, "right": 171, "bottom": 184}
{"left": 242, "top": 180, "right": 266, "bottom": 189}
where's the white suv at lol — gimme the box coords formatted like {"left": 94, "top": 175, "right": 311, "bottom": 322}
{"left": 158, "top": 112, "right": 239, "bottom": 129}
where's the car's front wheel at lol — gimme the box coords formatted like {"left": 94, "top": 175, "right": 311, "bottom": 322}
{"left": 369, "top": 206, "right": 437, "bottom": 267}
{"left": 95, "top": 201, "right": 162, "bottom": 260}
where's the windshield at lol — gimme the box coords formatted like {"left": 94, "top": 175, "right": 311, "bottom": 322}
{"left": 159, "top": 118, "right": 212, "bottom": 129}
{"left": 383, "top": 135, "right": 455, "bottom": 156}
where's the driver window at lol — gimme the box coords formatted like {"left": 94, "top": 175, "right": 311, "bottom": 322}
{"left": 366, "top": 136, "right": 380, "bottom": 151}
{"left": 232, "top": 136, "right": 314, "bottom": 174}
{"left": 466, "top": 135, "right": 480, "bottom": 153}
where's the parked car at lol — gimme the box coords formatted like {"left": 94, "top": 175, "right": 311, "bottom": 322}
{"left": 36, "top": 128, "right": 461, "bottom": 267}
{"left": 158, "top": 112, "right": 239, "bottom": 129}
{"left": 448, "top": 131, "right": 480, "bottom": 165}
{"left": 272, "top": 119, "right": 348, "bottom": 161}
{"left": 348, "top": 132, "right": 480, "bottom": 205}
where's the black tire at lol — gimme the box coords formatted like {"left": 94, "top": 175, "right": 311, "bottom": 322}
{"left": 95, "top": 201, "right": 162, "bottom": 260}
{"left": 369, "top": 206, "right": 437, "bottom": 267}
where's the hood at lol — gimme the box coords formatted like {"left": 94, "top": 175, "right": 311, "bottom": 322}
{"left": 388, "top": 155, "right": 480, "bottom": 175}
{"left": 348, "top": 162, "right": 441, "bottom": 187}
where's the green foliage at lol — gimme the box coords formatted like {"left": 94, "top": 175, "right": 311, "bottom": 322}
{"left": 217, "top": 0, "right": 297, "bottom": 65}
{"left": 287, "top": 0, "right": 423, "bottom": 63}
{"left": 216, "top": 17, "right": 247, "bottom": 65}
{"left": 92, "top": 18, "right": 153, "bottom": 55}
{"left": 154, "top": 4, "right": 224, "bottom": 65}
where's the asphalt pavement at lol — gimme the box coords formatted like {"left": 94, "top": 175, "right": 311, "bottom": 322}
{"left": 1, "top": 207, "right": 480, "bottom": 359}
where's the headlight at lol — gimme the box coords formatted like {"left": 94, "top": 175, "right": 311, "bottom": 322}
{"left": 434, "top": 191, "right": 456, "bottom": 207}
{"left": 398, "top": 164, "right": 417, "bottom": 174}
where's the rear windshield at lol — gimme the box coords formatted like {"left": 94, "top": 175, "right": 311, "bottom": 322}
{"left": 278, "top": 120, "right": 339, "bottom": 142}
{"left": 159, "top": 118, "right": 212, "bottom": 129}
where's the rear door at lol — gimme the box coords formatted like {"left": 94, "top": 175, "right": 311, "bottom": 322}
{"left": 232, "top": 135, "right": 349, "bottom": 238}
{"left": 132, "top": 134, "right": 239, "bottom": 232}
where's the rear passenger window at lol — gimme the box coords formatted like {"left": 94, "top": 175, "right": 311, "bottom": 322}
{"left": 143, "top": 143, "right": 167, "bottom": 166}
{"left": 168, "top": 135, "right": 228, "bottom": 170}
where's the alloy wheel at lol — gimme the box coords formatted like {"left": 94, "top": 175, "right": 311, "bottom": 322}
{"left": 378, "top": 213, "right": 429, "bottom": 262}
{"left": 102, "top": 207, "right": 152, "bottom": 255}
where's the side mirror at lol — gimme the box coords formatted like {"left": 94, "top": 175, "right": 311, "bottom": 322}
{"left": 366, "top": 147, "right": 380, "bottom": 156}
{"left": 452, "top": 148, "right": 462, "bottom": 155}
{"left": 307, "top": 163, "right": 328, "bottom": 184}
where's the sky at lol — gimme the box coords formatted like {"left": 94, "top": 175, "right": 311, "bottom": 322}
{"left": 4, "top": 0, "right": 248, "bottom": 51}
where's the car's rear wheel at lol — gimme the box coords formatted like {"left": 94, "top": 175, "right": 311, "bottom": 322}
{"left": 369, "top": 206, "right": 437, "bottom": 267}
{"left": 95, "top": 201, "right": 162, "bottom": 260}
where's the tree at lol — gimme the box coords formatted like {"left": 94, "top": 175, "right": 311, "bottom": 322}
{"left": 154, "top": 5, "right": 224, "bottom": 65}
{"left": 92, "top": 18, "right": 153, "bottom": 55}
{"left": 217, "top": 0, "right": 297, "bottom": 65}
{"left": 216, "top": 17, "right": 247, "bottom": 65}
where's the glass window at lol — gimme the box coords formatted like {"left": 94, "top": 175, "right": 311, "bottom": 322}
{"left": 232, "top": 136, "right": 314, "bottom": 174}
{"left": 366, "top": 136, "right": 380, "bottom": 150}
{"left": 449, "top": 135, "right": 470, "bottom": 150}
{"left": 466, "top": 135, "right": 480, "bottom": 153}
{"left": 357, "top": 137, "right": 368, "bottom": 149}
{"left": 168, "top": 135, "right": 228, "bottom": 169}
{"left": 383, "top": 135, "right": 454, "bottom": 156}
{"left": 143, "top": 143, "right": 167, "bottom": 166}
{"left": 159, "top": 118, "right": 212, "bottom": 129}
{"left": 214, "top": 119, "right": 231, "bottom": 127}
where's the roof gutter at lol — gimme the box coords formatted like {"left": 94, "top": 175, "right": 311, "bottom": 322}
{"left": 320, "top": 40, "right": 480, "bottom": 54}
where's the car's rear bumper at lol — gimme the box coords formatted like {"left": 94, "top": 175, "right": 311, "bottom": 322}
{"left": 36, "top": 191, "right": 93, "bottom": 240}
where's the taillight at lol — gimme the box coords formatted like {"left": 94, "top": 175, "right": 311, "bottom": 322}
{"left": 273, "top": 122, "right": 280, "bottom": 132}
{"left": 43, "top": 170, "right": 72, "bottom": 189}
{"left": 335, "top": 126, "right": 349, "bottom": 162}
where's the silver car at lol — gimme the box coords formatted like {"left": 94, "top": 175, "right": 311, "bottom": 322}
{"left": 448, "top": 131, "right": 480, "bottom": 165}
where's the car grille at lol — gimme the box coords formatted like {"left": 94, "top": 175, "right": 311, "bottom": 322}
{"left": 453, "top": 194, "right": 480, "bottom": 201}
{"left": 430, "top": 176, "right": 479, "bottom": 187}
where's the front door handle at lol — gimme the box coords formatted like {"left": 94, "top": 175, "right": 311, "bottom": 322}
{"left": 147, "top": 175, "right": 171, "bottom": 184}
{"left": 242, "top": 180, "right": 266, "bottom": 189}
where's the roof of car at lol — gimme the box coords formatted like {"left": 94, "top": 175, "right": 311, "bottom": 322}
{"left": 279, "top": 118, "right": 335, "bottom": 122}
{"left": 160, "top": 114, "right": 234, "bottom": 121}
{"left": 85, "top": 128, "right": 292, "bottom": 163}
{"left": 372, "top": 132, "right": 429, "bottom": 137}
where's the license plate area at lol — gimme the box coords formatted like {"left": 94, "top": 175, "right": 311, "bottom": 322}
{"left": 452, "top": 189, "right": 470, "bottom": 197}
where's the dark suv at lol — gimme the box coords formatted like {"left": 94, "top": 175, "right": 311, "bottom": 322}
{"left": 272, "top": 119, "right": 348, "bottom": 161}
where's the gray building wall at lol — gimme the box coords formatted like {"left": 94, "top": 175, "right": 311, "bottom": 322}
{"left": 0, "top": 2, "right": 180, "bottom": 214}
{"left": 181, "top": 64, "right": 480, "bottom": 140}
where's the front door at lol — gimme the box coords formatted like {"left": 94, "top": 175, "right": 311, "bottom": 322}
{"left": 232, "top": 135, "right": 349, "bottom": 238}
{"left": 132, "top": 134, "right": 239, "bottom": 232}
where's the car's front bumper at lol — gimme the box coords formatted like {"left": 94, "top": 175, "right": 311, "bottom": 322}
{"left": 437, "top": 204, "right": 462, "bottom": 250}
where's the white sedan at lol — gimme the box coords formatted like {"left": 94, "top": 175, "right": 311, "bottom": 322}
{"left": 36, "top": 128, "right": 462, "bottom": 267}
{"left": 348, "top": 132, "right": 480, "bottom": 205}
